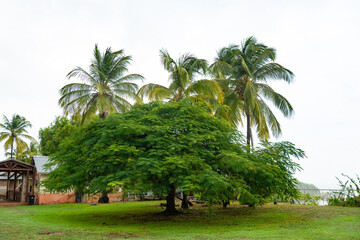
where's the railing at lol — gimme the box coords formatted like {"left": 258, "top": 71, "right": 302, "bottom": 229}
{"left": 4, "top": 191, "right": 21, "bottom": 201}
{"left": 297, "top": 189, "right": 356, "bottom": 205}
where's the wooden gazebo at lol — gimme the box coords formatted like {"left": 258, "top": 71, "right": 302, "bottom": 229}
{"left": 0, "top": 159, "right": 36, "bottom": 203}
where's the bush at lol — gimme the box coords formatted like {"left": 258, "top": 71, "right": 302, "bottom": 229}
{"left": 328, "top": 174, "right": 360, "bottom": 207}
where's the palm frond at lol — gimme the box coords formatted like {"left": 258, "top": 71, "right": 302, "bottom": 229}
{"left": 137, "top": 83, "right": 172, "bottom": 101}
{"left": 113, "top": 74, "right": 144, "bottom": 84}
{"left": 66, "top": 67, "right": 97, "bottom": 84}
{"left": 185, "top": 79, "right": 223, "bottom": 103}
{"left": 160, "top": 49, "right": 176, "bottom": 72}
{"left": 257, "top": 83, "right": 294, "bottom": 117}
{"left": 257, "top": 98, "right": 282, "bottom": 138}
{"left": 254, "top": 63, "right": 294, "bottom": 83}
{"left": 209, "top": 61, "right": 234, "bottom": 79}
{"left": 4, "top": 137, "right": 13, "bottom": 151}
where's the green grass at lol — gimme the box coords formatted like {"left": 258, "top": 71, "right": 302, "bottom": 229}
{"left": 0, "top": 201, "right": 359, "bottom": 239}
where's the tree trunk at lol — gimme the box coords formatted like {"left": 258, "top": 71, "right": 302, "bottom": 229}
{"left": 246, "top": 112, "right": 253, "bottom": 151}
{"left": 10, "top": 138, "right": 14, "bottom": 159}
{"left": 181, "top": 193, "right": 189, "bottom": 210}
{"left": 222, "top": 198, "right": 230, "bottom": 208}
{"left": 176, "top": 87, "right": 182, "bottom": 102}
{"left": 99, "top": 111, "right": 108, "bottom": 119}
{"left": 164, "top": 185, "right": 179, "bottom": 214}
{"left": 98, "top": 191, "right": 109, "bottom": 203}
{"left": 75, "top": 193, "right": 83, "bottom": 203}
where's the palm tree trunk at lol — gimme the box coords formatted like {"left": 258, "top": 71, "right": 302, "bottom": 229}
{"left": 246, "top": 112, "right": 253, "bottom": 149}
{"left": 176, "top": 87, "right": 182, "bottom": 102}
{"left": 99, "top": 111, "right": 107, "bottom": 119}
{"left": 10, "top": 137, "right": 14, "bottom": 159}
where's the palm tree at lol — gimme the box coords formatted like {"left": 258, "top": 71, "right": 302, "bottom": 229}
{"left": 5, "top": 141, "right": 39, "bottom": 163}
{"left": 211, "top": 37, "right": 294, "bottom": 147}
{"left": 0, "top": 114, "right": 36, "bottom": 159}
{"left": 137, "top": 49, "right": 222, "bottom": 104}
{"left": 59, "top": 44, "right": 144, "bottom": 124}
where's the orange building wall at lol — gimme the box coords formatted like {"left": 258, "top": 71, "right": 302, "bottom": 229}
{"left": 36, "top": 193, "right": 75, "bottom": 205}
{"left": 36, "top": 192, "right": 124, "bottom": 205}
{"left": 35, "top": 173, "right": 125, "bottom": 205}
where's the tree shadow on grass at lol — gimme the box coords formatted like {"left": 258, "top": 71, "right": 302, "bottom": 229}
{"left": 31, "top": 202, "right": 347, "bottom": 231}
{"left": 43, "top": 204, "right": 268, "bottom": 228}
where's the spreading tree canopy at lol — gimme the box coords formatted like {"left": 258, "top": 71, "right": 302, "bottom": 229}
{"left": 44, "top": 99, "right": 304, "bottom": 214}
{"left": 39, "top": 116, "right": 77, "bottom": 156}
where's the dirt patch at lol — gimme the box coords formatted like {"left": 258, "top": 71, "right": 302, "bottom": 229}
{"left": 0, "top": 200, "right": 27, "bottom": 207}
{"left": 38, "top": 231, "right": 63, "bottom": 235}
{"left": 108, "top": 232, "right": 139, "bottom": 238}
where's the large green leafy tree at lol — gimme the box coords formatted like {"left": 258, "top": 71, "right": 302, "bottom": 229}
{"left": 138, "top": 50, "right": 223, "bottom": 208}
{"left": 0, "top": 114, "right": 36, "bottom": 159}
{"left": 44, "top": 99, "right": 304, "bottom": 214}
{"left": 211, "top": 37, "right": 294, "bottom": 146}
{"left": 59, "top": 44, "right": 144, "bottom": 124}
{"left": 138, "top": 50, "right": 222, "bottom": 104}
{"left": 39, "top": 116, "right": 77, "bottom": 156}
{"left": 38, "top": 117, "right": 82, "bottom": 200}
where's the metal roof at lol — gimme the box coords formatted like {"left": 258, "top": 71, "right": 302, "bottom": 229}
{"left": 31, "top": 156, "right": 51, "bottom": 173}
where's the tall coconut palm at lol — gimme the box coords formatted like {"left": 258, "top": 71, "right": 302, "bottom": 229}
{"left": 211, "top": 37, "right": 294, "bottom": 147}
{"left": 0, "top": 114, "right": 36, "bottom": 159}
{"left": 137, "top": 49, "right": 222, "bottom": 104}
{"left": 5, "top": 141, "right": 39, "bottom": 163}
{"left": 59, "top": 44, "right": 144, "bottom": 124}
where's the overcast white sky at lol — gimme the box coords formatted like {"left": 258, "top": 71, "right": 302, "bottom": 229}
{"left": 0, "top": 0, "right": 359, "bottom": 189}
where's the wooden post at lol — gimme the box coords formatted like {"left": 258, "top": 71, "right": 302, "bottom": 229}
{"left": 25, "top": 170, "right": 30, "bottom": 203}
{"left": 6, "top": 171, "right": 10, "bottom": 200}
{"left": 21, "top": 172, "right": 27, "bottom": 203}
{"left": 13, "top": 172, "right": 17, "bottom": 201}
{"left": 31, "top": 169, "right": 36, "bottom": 195}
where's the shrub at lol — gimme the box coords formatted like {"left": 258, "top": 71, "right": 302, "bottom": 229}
{"left": 328, "top": 174, "right": 360, "bottom": 207}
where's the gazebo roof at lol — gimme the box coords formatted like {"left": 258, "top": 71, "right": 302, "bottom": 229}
{"left": 0, "top": 159, "right": 35, "bottom": 173}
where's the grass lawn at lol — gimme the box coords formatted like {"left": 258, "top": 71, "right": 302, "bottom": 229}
{"left": 0, "top": 201, "right": 359, "bottom": 239}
